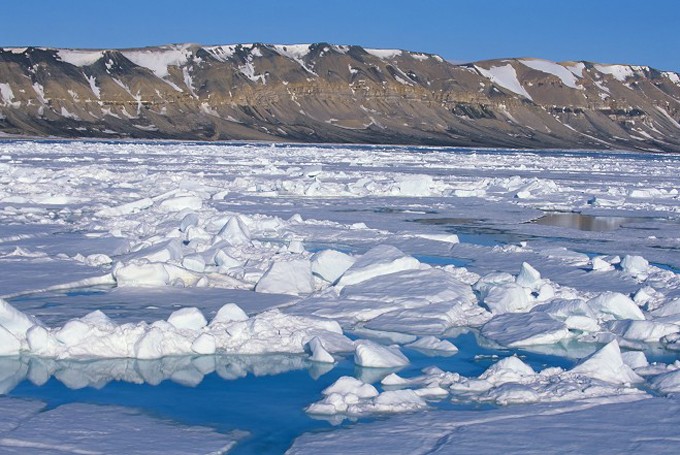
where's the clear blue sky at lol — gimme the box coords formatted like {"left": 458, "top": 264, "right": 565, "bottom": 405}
{"left": 2, "top": 0, "right": 678, "bottom": 71}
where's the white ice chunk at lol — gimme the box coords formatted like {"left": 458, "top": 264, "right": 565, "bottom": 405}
{"left": 1, "top": 298, "right": 351, "bottom": 360}
{"left": 651, "top": 369, "right": 680, "bottom": 394}
{"left": 620, "top": 255, "right": 650, "bottom": 277}
{"left": 570, "top": 340, "right": 643, "bottom": 384}
{"left": 182, "top": 254, "right": 206, "bottom": 273}
{"left": 255, "top": 259, "right": 315, "bottom": 295}
{"left": 392, "top": 174, "right": 436, "bottom": 196}
{"left": 287, "top": 239, "right": 305, "bottom": 254}
{"left": 381, "top": 372, "right": 411, "bottom": 386}
{"left": 535, "top": 298, "right": 596, "bottom": 320}
{"left": 652, "top": 298, "right": 680, "bottom": 317}
{"left": 564, "top": 315, "right": 600, "bottom": 332}
{"left": 134, "top": 325, "right": 194, "bottom": 359}
{"left": 370, "top": 389, "right": 428, "bottom": 413}
{"left": 26, "top": 325, "right": 60, "bottom": 356}
{"left": 482, "top": 312, "right": 571, "bottom": 347}
{"left": 217, "top": 216, "right": 251, "bottom": 246}
{"left": 591, "top": 256, "right": 615, "bottom": 271}
{"left": 406, "top": 336, "right": 458, "bottom": 353}
{"left": 96, "top": 198, "right": 153, "bottom": 217}
{"left": 213, "top": 249, "right": 243, "bottom": 269}
{"left": 354, "top": 340, "right": 409, "bottom": 368}
{"left": 479, "top": 356, "right": 536, "bottom": 385}
{"left": 473, "top": 272, "right": 516, "bottom": 300}
{"left": 414, "top": 233, "right": 460, "bottom": 244}
{"left": 0, "top": 326, "right": 21, "bottom": 355}
{"left": 323, "top": 376, "right": 379, "bottom": 398}
{"left": 179, "top": 213, "right": 199, "bottom": 232}
{"left": 306, "top": 375, "right": 427, "bottom": 418}
{"left": 307, "top": 336, "right": 335, "bottom": 363}
{"left": 0, "top": 299, "right": 38, "bottom": 340}
{"left": 483, "top": 382, "right": 540, "bottom": 405}
{"left": 588, "top": 292, "right": 645, "bottom": 321}
{"left": 483, "top": 283, "right": 531, "bottom": 314}
{"left": 210, "top": 303, "right": 249, "bottom": 324}
{"left": 608, "top": 319, "right": 679, "bottom": 343}
{"left": 621, "top": 351, "right": 648, "bottom": 369}
{"left": 301, "top": 164, "right": 323, "bottom": 177}
{"left": 311, "top": 250, "right": 356, "bottom": 283}
{"left": 515, "top": 262, "right": 542, "bottom": 290}
{"left": 167, "top": 307, "right": 207, "bottom": 331}
{"left": 513, "top": 179, "right": 559, "bottom": 199}
{"left": 191, "top": 333, "right": 216, "bottom": 355}
{"left": 113, "top": 262, "right": 170, "bottom": 287}
{"left": 159, "top": 195, "right": 203, "bottom": 212}
{"left": 336, "top": 245, "right": 421, "bottom": 288}
{"left": 85, "top": 253, "right": 113, "bottom": 266}
{"left": 136, "top": 239, "right": 183, "bottom": 263}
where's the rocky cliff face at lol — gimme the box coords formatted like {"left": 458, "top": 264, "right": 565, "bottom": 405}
{"left": 1, "top": 43, "right": 679, "bottom": 151}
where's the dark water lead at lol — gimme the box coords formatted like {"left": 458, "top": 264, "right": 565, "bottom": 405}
{"left": 532, "top": 213, "right": 639, "bottom": 232}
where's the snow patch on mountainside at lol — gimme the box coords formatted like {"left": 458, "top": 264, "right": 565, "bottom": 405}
{"left": 365, "top": 48, "right": 403, "bottom": 59}
{"left": 122, "top": 45, "right": 193, "bottom": 78}
{"left": 520, "top": 59, "right": 582, "bottom": 89}
{"left": 272, "top": 44, "right": 317, "bottom": 75}
{"left": 57, "top": 49, "right": 104, "bottom": 67}
{"left": 203, "top": 45, "right": 237, "bottom": 62}
{"left": 0, "top": 83, "right": 15, "bottom": 105}
{"left": 594, "top": 64, "right": 636, "bottom": 82}
{"left": 476, "top": 64, "right": 534, "bottom": 100}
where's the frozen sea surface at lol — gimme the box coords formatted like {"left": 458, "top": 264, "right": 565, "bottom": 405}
{"left": 0, "top": 140, "right": 679, "bottom": 452}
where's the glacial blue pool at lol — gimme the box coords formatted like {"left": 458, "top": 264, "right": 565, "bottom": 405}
{"left": 1, "top": 332, "right": 587, "bottom": 454}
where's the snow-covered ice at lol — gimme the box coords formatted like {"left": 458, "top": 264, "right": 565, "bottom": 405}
{"left": 0, "top": 397, "right": 242, "bottom": 454}
{"left": 0, "top": 140, "right": 679, "bottom": 453}
{"left": 289, "top": 396, "right": 680, "bottom": 454}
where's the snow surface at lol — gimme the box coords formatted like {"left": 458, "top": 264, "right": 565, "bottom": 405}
{"left": 289, "top": 396, "right": 680, "bottom": 454}
{"left": 475, "top": 64, "right": 534, "bottom": 100}
{"left": 0, "top": 141, "right": 679, "bottom": 452}
{"left": 271, "top": 44, "right": 317, "bottom": 74}
{"left": 57, "top": 49, "right": 104, "bottom": 67}
{"left": 122, "top": 45, "right": 192, "bottom": 79}
{"left": 203, "top": 45, "right": 237, "bottom": 62}
{"left": 364, "top": 48, "right": 402, "bottom": 59}
{"left": 520, "top": 59, "right": 582, "bottom": 89}
{"left": 0, "top": 83, "right": 16, "bottom": 105}
{"left": 0, "top": 398, "right": 241, "bottom": 454}
{"left": 594, "top": 64, "right": 636, "bottom": 82}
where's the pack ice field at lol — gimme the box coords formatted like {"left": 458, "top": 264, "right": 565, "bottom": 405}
{"left": 0, "top": 141, "right": 679, "bottom": 454}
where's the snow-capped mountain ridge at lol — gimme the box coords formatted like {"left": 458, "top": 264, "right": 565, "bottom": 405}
{"left": 1, "top": 43, "right": 679, "bottom": 151}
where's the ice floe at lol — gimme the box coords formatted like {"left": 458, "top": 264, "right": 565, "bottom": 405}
{"left": 0, "top": 299, "right": 354, "bottom": 361}
{"left": 0, "top": 397, "right": 242, "bottom": 454}
{"left": 290, "top": 396, "right": 680, "bottom": 454}
{"left": 354, "top": 340, "right": 410, "bottom": 368}
{"left": 306, "top": 375, "right": 427, "bottom": 421}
